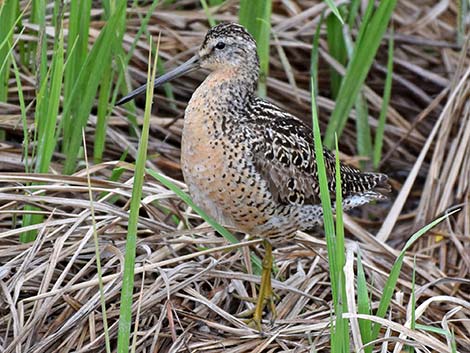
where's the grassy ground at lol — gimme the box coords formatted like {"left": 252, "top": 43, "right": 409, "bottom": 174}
{"left": 1, "top": 0, "right": 470, "bottom": 352}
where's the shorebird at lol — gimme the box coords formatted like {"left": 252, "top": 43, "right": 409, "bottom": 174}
{"left": 117, "top": 22, "right": 389, "bottom": 329}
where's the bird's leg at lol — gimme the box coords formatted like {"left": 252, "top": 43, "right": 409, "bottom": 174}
{"left": 252, "top": 239, "right": 275, "bottom": 330}
{"left": 266, "top": 252, "right": 277, "bottom": 322}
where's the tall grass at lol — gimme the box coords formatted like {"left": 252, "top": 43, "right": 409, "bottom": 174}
{"left": 94, "top": 0, "right": 128, "bottom": 163}
{"left": 19, "top": 0, "right": 128, "bottom": 241}
{"left": 83, "top": 130, "right": 112, "bottom": 353}
{"left": 0, "top": 0, "right": 18, "bottom": 101}
{"left": 21, "top": 24, "right": 65, "bottom": 242}
{"left": 323, "top": 0, "right": 395, "bottom": 167}
{"left": 311, "top": 79, "right": 349, "bottom": 351}
{"left": 356, "top": 251, "right": 372, "bottom": 353}
{"left": 0, "top": 2, "right": 24, "bottom": 153}
{"left": 200, "top": 0, "right": 217, "bottom": 27}
{"left": 11, "top": 55, "right": 28, "bottom": 173}
{"left": 114, "top": 0, "right": 160, "bottom": 139}
{"left": 324, "top": 0, "right": 397, "bottom": 149}
{"left": 299, "top": 3, "right": 456, "bottom": 349}
{"left": 324, "top": 0, "right": 344, "bottom": 24}
{"left": 326, "top": 13, "right": 346, "bottom": 99}
{"left": 370, "top": 210, "right": 459, "bottom": 341}
{"left": 312, "top": 84, "right": 459, "bottom": 351}
{"left": 344, "top": 27, "right": 373, "bottom": 169}
{"left": 61, "top": 1, "right": 126, "bottom": 174}
{"left": 31, "top": 0, "right": 47, "bottom": 87}
{"left": 374, "top": 30, "right": 394, "bottom": 169}
{"left": 117, "top": 37, "right": 160, "bottom": 353}
{"left": 239, "top": 0, "right": 272, "bottom": 97}
{"left": 310, "top": 38, "right": 458, "bottom": 350}
{"left": 310, "top": 12, "right": 324, "bottom": 99}
{"left": 62, "top": 0, "right": 91, "bottom": 156}
{"left": 4, "top": 1, "right": 460, "bottom": 349}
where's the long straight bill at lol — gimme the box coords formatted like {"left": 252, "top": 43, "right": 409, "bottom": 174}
{"left": 116, "top": 55, "right": 200, "bottom": 106}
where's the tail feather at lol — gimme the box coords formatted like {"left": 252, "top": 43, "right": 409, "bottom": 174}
{"left": 300, "top": 188, "right": 389, "bottom": 229}
{"left": 362, "top": 172, "right": 391, "bottom": 195}
{"left": 340, "top": 171, "right": 391, "bottom": 197}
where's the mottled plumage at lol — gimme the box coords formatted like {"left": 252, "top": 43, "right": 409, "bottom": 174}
{"left": 180, "top": 23, "right": 389, "bottom": 239}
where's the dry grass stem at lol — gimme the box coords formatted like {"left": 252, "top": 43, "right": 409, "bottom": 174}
{"left": 1, "top": 1, "right": 469, "bottom": 352}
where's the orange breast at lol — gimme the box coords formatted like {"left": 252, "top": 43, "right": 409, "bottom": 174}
{"left": 181, "top": 82, "right": 266, "bottom": 232}
{"left": 181, "top": 82, "right": 235, "bottom": 227}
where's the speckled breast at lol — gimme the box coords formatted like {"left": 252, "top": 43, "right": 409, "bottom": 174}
{"left": 181, "top": 85, "right": 273, "bottom": 234}
{"left": 181, "top": 106, "right": 235, "bottom": 227}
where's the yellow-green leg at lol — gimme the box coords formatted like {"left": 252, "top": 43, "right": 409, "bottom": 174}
{"left": 252, "top": 239, "right": 276, "bottom": 330}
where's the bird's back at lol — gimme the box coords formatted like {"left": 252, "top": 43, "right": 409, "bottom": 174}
{"left": 244, "top": 97, "right": 389, "bottom": 204}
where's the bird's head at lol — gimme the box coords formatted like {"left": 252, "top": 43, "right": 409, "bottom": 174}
{"left": 116, "top": 23, "right": 259, "bottom": 106}
{"left": 198, "top": 22, "right": 259, "bottom": 71}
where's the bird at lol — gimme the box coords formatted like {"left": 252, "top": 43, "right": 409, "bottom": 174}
{"left": 117, "top": 22, "right": 390, "bottom": 330}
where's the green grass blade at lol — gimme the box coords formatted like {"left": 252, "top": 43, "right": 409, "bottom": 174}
{"left": 111, "top": 0, "right": 159, "bottom": 138}
{"left": 200, "top": 0, "right": 216, "bottom": 27}
{"left": 414, "top": 324, "right": 452, "bottom": 337}
{"left": 0, "top": 0, "right": 18, "bottom": 101}
{"left": 310, "top": 78, "right": 344, "bottom": 350}
{"left": 35, "top": 28, "right": 64, "bottom": 174}
{"left": 94, "top": 65, "right": 113, "bottom": 163}
{"left": 62, "top": 1, "right": 127, "bottom": 174}
{"left": 324, "top": 0, "right": 397, "bottom": 148}
{"left": 21, "top": 25, "right": 65, "bottom": 243}
{"left": 354, "top": 0, "right": 375, "bottom": 48}
{"left": 373, "top": 29, "right": 394, "bottom": 169}
{"left": 342, "top": 21, "right": 372, "bottom": 167}
{"left": 62, "top": 0, "right": 91, "bottom": 151}
{"left": 310, "top": 80, "right": 336, "bottom": 295}
{"left": 326, "top": 12, "right": 347, "bottom": 99}
{"left": 31, "top": 0, "right": 48, "bottom": 82}
{"left": 355, "top": 93, "right": 372, "bottom": 169}
{"left": 457, "top": 0, "right": 467, "bottom": 45}
{"left": 407, "top": 255, "right": 417, "bottom": 353}
{"left": 92, "top": 0, "right": 127, "bottom": 163}
{"left": 0, "top": 27, "right": 25, "bottom": 85}
{"left": 10, "top": 53, "right": 28, "bottom": 172}
{"left": 324, "top": 0, "right": 344, "bottom": 24}
{"left": 82, "top": 130, "right": 112, "bottom": 353}
{"left": 146, "top": 169, "right": 263, "bottom": 273}
{"left": 117, "top": 37, "right": 159, "bottom": 353}
{"left": 310, "top": 11, "right": 324, "bottom": 98}
{"left": 450, "top": 329, "right": 457, "bottom": 353}
{"left": 102, "top": 0, "right": 112, "bottom": 18}
{"left": 356, "top": 251, "right": 372, "bottom": 353}
{"left": 239, "top": 0, "right": 272, "bottom": 97}
{"left": 347, "top": 0, "right": 361, "bottom": 28}
{"left": 370, "top": 209, "right": 461, "bottom": 342}
{"left": 0, "top": 6, "right": 28, "bottom": 76}
{"left": 334, "top": 134, "right": 349, "bottom": 351}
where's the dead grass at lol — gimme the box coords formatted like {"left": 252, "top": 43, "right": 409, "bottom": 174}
{"left": 1, "top": 0, "right": 469, "bottom": 352}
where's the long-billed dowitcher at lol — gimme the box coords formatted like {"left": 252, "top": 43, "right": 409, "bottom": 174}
{"left": 117, "top": 22, "right": 389, "bottom": 329}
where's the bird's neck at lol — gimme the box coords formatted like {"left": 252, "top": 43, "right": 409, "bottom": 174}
{"left": 192, "top": 66, "right": 259, "bottom": 112}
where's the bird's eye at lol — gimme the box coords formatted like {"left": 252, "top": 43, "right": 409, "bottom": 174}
{"left": 215, "top": 42, "right": 225, "bottom": 50}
